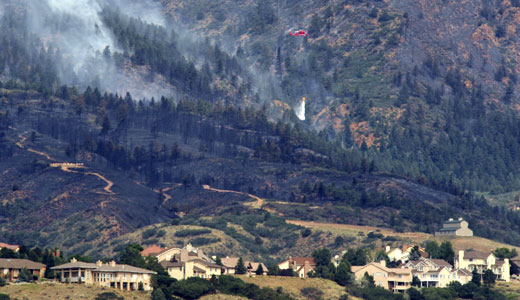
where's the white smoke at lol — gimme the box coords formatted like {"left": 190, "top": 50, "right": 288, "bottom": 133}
{"left": 295, "top": 98, "right": 305, "bottom": 121}
{"left": 24, "top": 0, "right": 173, "bottom": 100}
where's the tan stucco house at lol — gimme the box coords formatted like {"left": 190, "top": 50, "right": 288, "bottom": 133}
{"left": 221, "top": 257, "right": 268, "bottom": 276}
{"left": 159, "top": 244, "right": 224, "bottom": 280}
{"left": 51, "top": 258, "right": 156, "bottom": 291}
{"left": 352, "top": 261, "right": 412, "bottom": 292}
{"left": 0, "top": 258, "right": 45, "bottom": 282}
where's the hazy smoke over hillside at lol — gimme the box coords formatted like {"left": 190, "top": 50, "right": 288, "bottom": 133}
{"left": 25, "top": 0, "right": 172, "bottom": 100}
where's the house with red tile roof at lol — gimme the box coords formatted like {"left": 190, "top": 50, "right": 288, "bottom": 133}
{"left": 140, "top": 245, "right": 166, "bottom": 257}
{"left": 0, "top": 242, "right": 20, "bottom": 252}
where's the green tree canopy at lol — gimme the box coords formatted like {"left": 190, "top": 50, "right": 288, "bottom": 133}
{"left": 235, "top": 257, "right": 247, "bottom": 275}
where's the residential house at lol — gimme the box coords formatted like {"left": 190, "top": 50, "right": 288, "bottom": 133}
{"left": 151, "top": 243, "right": 215, "bottom": 264}
{"left": 435, "top": 218, "right": 473, "bottom": 237}
{"left": 451, "top": 269, "right": 472, "bottom": 285}
{"left": 160, "top": 244, "right": 224, "bottom": 280}
{"left": 0, "top": 243, "right": 19, "bottom": 252}
{"left": 352, "top": 261, "right": 413, "bottom": 293}
{"left": 221, "top": 257, "right": 239, "bottom": 275}
{"left": 385, "top": 245, "right": 428, "bottom": 263}
{"left": 403, "top": 258, "right": 453, "bottom": 273}
{"left": 140, "top": 245, "right": 166, "bottom": 257}
{"left": 278, "top": 257, "right": 316, "bottom": 279}
{"left": 455, "top": 250, "right": 510, "bottom": 282}
{"left": 220, "top": 257, "right": 268, "bottom": 276}
{"left": 51, "top": 258, "right": 156, "bottom": 291}
{"left": 0, "top": 258, "right": 46, "bottom": 282}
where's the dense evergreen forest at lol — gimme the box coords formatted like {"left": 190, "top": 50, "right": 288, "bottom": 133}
{"left": 3, "top": 0, "right": 520, "bottom": 247}
{"left": 1, "top": 1, "right": 520, "bottom": 197}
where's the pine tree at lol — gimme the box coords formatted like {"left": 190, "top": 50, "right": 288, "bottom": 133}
{"left": 334, "top": 262, "right": 352, "bottom": 286}
{"left": 482, "top": 269, "right": 496, "bottom": 285}
{"left": 471, "top": 268, "right": 481, "bottom": 286}
{"left": 235, "top": 257, "right": 247, "bottom": 275}
{"left": 151, "top": 288, "right": 166, "bottom": 300}
{"left": 255, "top": 263, "right": 264, "bottom": 275}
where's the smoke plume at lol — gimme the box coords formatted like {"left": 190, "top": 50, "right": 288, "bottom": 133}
{"left": 24, "top": 0, "right": 173, "bottom": 100}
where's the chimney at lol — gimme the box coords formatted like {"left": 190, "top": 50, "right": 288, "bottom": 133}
{"left": 458, "top": 250, "right": 464, "bottom": 261}
{"left": 96, "top": 260, "right": 103, "bottom": 267}
{"left": 186, "top": 243, "right": 193, "bottom": 252}
{"left": 198, "top": 249, "right": 204, "bottom": 259}
{"left": 180, "top": 249, "right": 188, "bottom": 262}
{"left": 385, "top": 245, "right": 391, "bottom": 252}
{"left": 110, "top": 260, "right": 116, "bottom": 267}
{"left": 380, "top": 260, "right": 386, "bottom": 267}
{"left": 304, "top": 260, "right": 311, "bottom": 275}
{"left": 71, "top": 257, "right": 78, "bottom": 263}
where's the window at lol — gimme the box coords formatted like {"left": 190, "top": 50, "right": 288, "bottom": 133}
{"left": 375, "top": 272, "right": 382, "bottom": 277}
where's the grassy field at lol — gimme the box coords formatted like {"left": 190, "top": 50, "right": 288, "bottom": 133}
{"left": 235, "top": 275, "right": 356, "bottom": 300}
{"left": 288, "top": 220, "right": 520, "bottom": 253}
{"left": 0, "top": 282, "right": 151, "bottom": 300}
{"left": 200, "top": 294, "right": 247, "bottom": 300}
{"left": 495, "top": 281, "right": 520, "bottom": 299}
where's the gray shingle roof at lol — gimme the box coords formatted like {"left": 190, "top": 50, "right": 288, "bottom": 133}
{"left": 50, "top": 262, "right": 98, "bottom": 270}
{"left": 0, "top": 258, "right": 45, "bottom": 270}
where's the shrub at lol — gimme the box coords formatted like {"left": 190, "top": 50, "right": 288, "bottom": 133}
{"left": 301, "top": 287, "right": 323, "bottom": 300}
{"left": 95, "top": 292, "right": 124, "bottom": 300}
{"left": 170, "top": 277, "right": 216, "bottom": 300}
{"left": 190, "top": 237, "right": 220, "bottom": 246}
{"left": 174, "top": 229, "right": 211, "bottom": 237}
{"left": 142, "top": 228, "right": 157, "bottom": 239}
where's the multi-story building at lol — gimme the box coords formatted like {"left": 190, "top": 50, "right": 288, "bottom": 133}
{"left": 455, "top": 250, "right": 510, "bottom": 282}
{"left": 158, "top": 244, "right": 224, "bottom": 280}
{"left": 352, "top": 261, "right": 413, "bottom": 293}
{"left": 51, "top": 258, "right": 156, "bottom": 291}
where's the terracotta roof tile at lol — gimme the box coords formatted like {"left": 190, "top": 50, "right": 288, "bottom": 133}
{"left": 141, "top": 245, "right": 167, "bottom": 257}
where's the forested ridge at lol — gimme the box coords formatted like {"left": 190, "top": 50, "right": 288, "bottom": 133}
{"left": 3, "top": 0, "right": 520, "bottom": 251}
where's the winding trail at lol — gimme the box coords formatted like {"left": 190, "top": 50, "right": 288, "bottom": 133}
{"left": 16, "top": 132, "right": 115, "bottom": 194}
{"left": 154, "top": 184, "right": 182, "bottom": 205}
{"left": 201, "top": 184, "right": 282, "bottom": 215}
{"left": 202, "top": 184, "right": 264, "bottom": 208}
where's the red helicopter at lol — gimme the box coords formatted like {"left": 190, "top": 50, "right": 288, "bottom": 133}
{"left": 289, "top": 29, "right": 309, "bottom": 37}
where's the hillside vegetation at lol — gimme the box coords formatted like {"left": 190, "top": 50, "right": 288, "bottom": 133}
{"left": 2, "top": 0, "right": 520, "bottom": 258}
{"left": 0, "top": 283, "right": 150, "bottom": 300}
